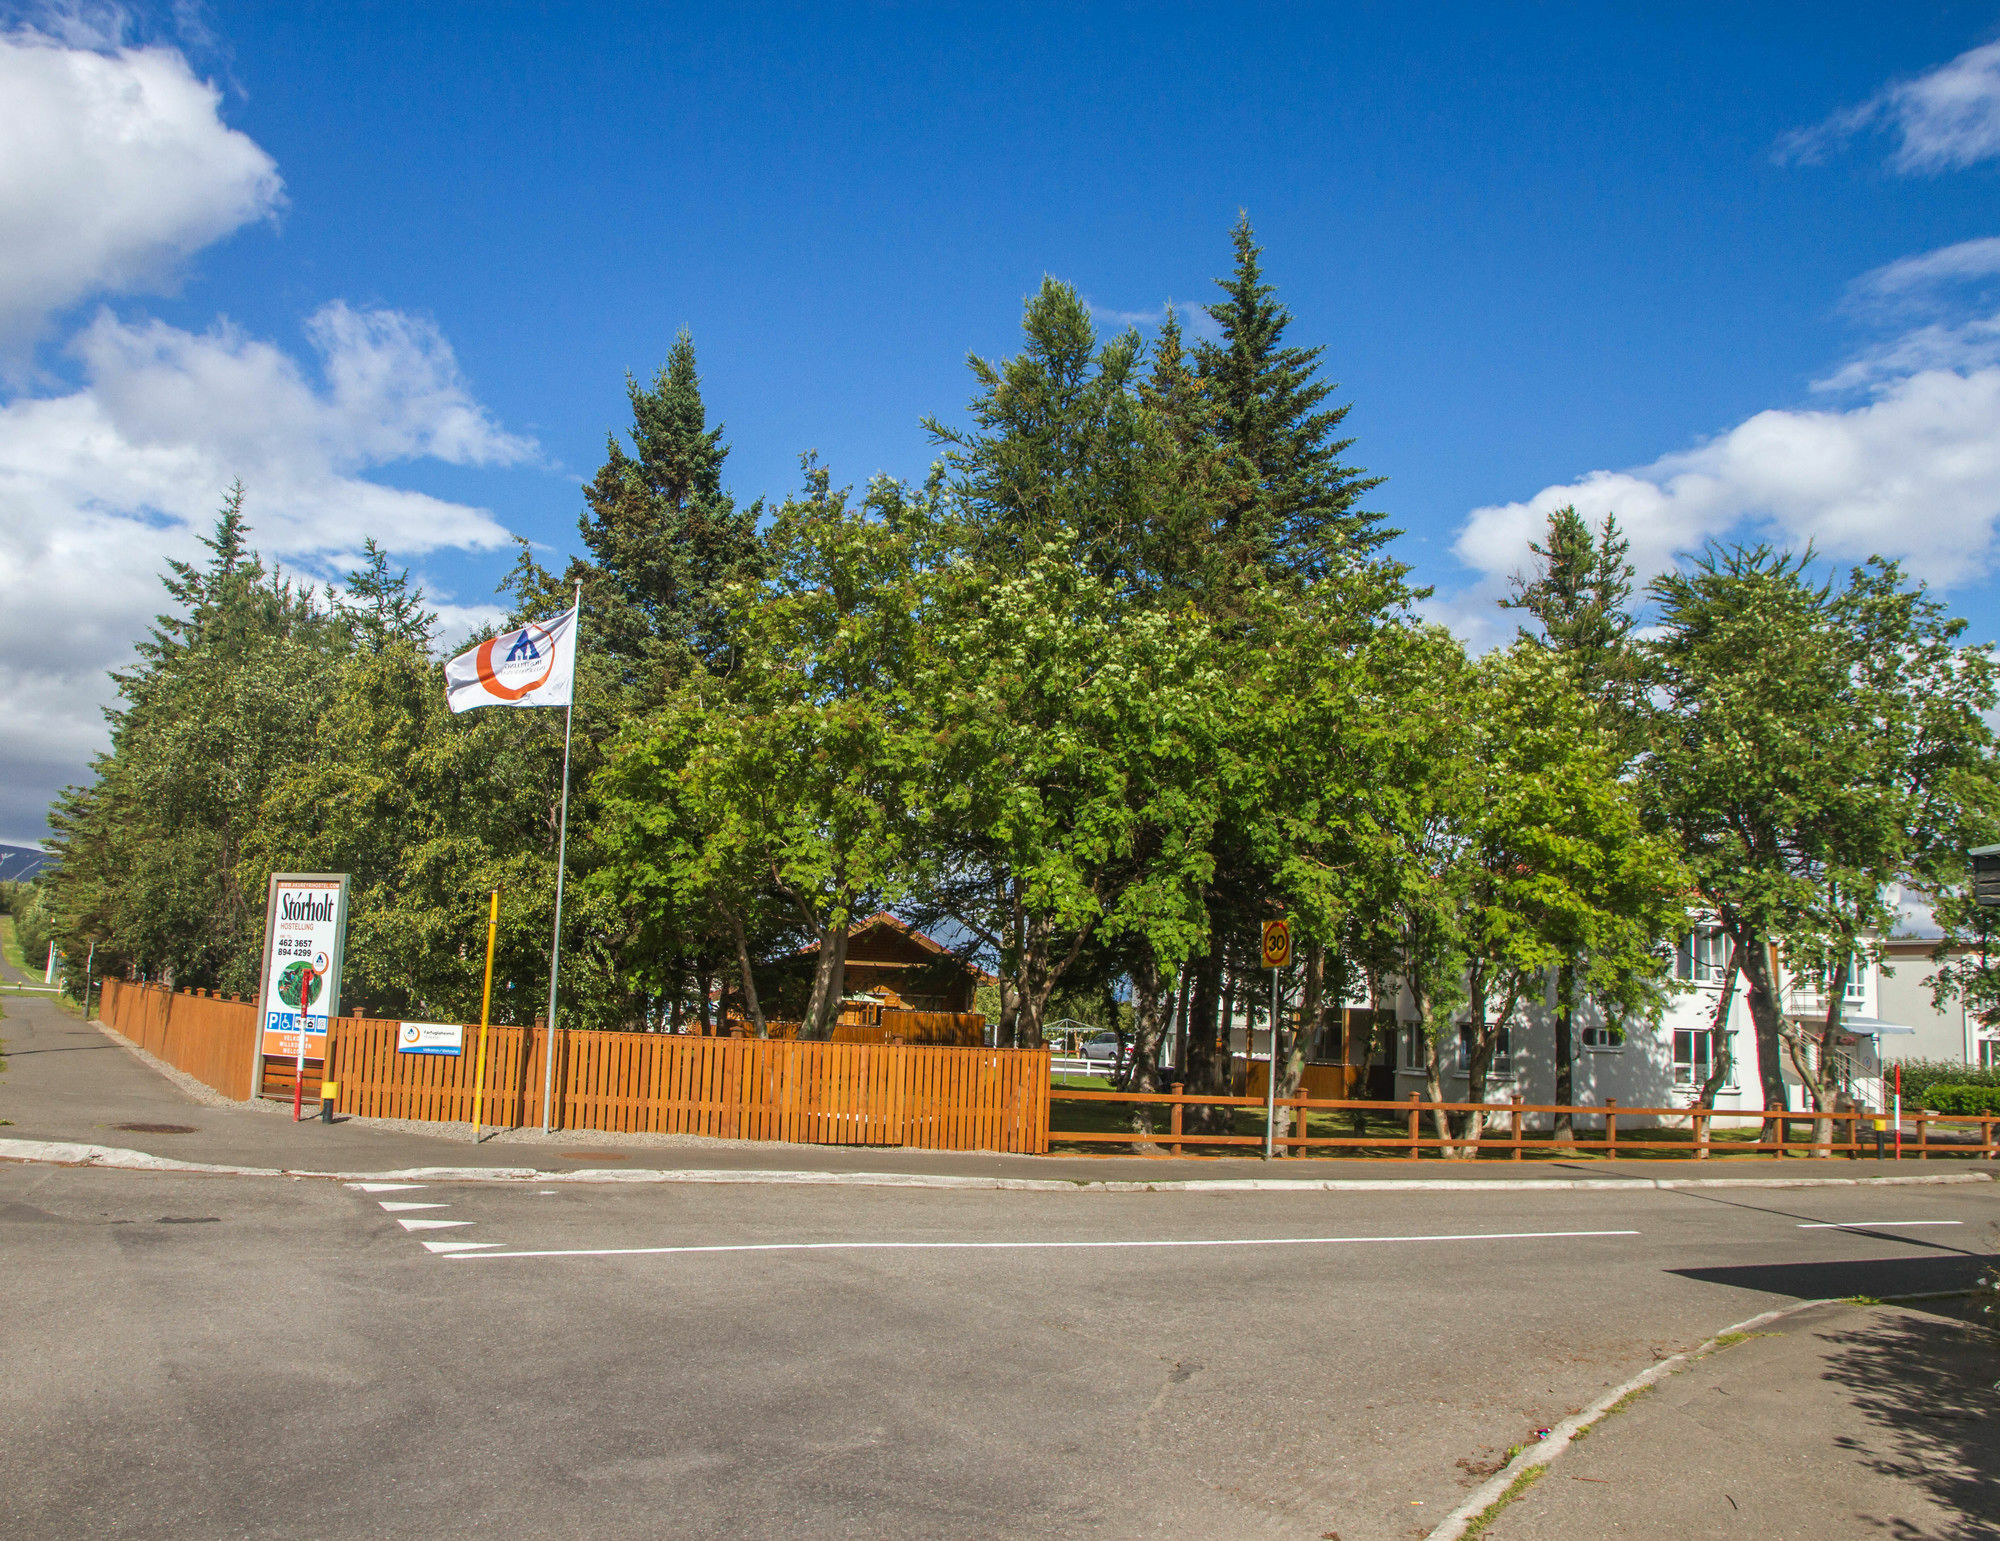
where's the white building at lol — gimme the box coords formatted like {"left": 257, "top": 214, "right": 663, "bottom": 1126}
{"left": 1379, "top": 918, "right": 1920, "bottom": 1122}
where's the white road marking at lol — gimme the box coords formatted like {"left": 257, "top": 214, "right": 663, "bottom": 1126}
{"left": 423, "top": 1240, "right": 504, "bottom": 1254}
{"left": 447, "top": 1227, "right": 1642, "bottom": 1261}
{"left": 398, "top": 1217, "right": 474, "bottom": 1231}
{"left": 348, "top": 1182, "right": 426, "bottom": 1193}
{"left": 378, "top": 1201, "right": 448, "bottom": 1212}
{"left": 1796, "top": 1220, "right": 1963, "bottom": 1229}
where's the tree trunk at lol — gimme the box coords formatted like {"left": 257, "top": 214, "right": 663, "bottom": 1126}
{"left": 1732, "top": 928, "right": 1791, "bottom": 1140}
{"left": 1697, "top": 952, "right": 1741, "bottom": 1110}
{"left": 726, "top": 909, "right": 767, "bottom": 1038}
{"left": 1182, "top": 940, "right": 1229, "bottom": 1133}
{"left": 1125, "top": 955, "right": 1172, "bottom": 1146}
{"left": 802, "top": 909, "right": 850, "bottom": 1041}
{"left": 1809, "top": 956, "right": 1852, "bottom": 1158}
{"left": 696, "top": 965, "right": 714, "bottom": 1034}
{"left": 1553, "top": 960, "right": 1575, "bottom": 1140}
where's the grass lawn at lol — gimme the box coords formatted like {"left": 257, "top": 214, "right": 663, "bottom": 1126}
{"left": 0, "top": 914, "right": 27, "bottom": 973}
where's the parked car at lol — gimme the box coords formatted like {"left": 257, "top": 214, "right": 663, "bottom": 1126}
{"left": 1080, "top": 1032, "right": 1130, "bottom": 1068}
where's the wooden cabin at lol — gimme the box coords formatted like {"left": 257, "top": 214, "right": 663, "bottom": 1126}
{"left": 840, "top": 912, "right": 989, "bottom": 1012}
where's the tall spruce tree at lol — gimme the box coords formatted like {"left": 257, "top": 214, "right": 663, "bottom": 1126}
{"left": 579, "top": 331, "right": 763, "bottom": 683}
{"left": 1500, "top": 505, "right": 1642, "bottom": 1130}
{"left": 1196, "top": 215, "right": 1400, "bottom": 593}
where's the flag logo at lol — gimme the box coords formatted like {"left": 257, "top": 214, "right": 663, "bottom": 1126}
{"left": 446, "top": 606, "right": 578, "bottom": 713}
{"left": 475, "top": 621, "right": 557, "bottom": 700}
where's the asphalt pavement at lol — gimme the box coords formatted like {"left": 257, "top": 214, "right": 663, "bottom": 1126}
{"left": 2, "top": 992, "right": 1997, "bottom": 1539}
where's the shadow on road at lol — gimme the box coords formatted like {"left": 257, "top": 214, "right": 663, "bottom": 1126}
{"left": 1669, "top": 1253, "right": 1996, "bottom": 1300}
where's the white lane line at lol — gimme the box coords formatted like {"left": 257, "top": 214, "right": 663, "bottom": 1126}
{"left": 1797, "top": 1220, "right": 1963, "bottom": 1229}
{"left": 348, "top": 1182, "right": 426, "bottom": 1193}
{"left": 448, "top": 1227, "right": 1641, "bottom": 1261}
{"left": 398, "top": 1217, "right": 474, "bottom": 1231}
{"left": 378, "top": 1201, "right": 448, "bottom": 1212}
{"left": 423, "top": 1240, "right": 504, "bottom": 1254}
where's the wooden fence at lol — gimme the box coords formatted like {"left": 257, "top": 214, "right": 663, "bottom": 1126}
{"left": 1052, "top": 1086, "right": 2000, "bottom": 1160}
{"left": 324, "top": 1019, "right": 1049, "bottom": 1153}
{"left": 100, "top": 978, "right": 260, "bottom": 1101}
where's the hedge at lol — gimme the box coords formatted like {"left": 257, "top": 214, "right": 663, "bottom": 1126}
{"left": 1919, "top": 1083, "right": 2000, "bottom": 1117}
{"left": 1888, "top": 1058, "right": 2000, "bottom": 1105}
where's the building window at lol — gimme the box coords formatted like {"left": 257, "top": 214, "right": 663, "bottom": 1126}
{"left": 1400, "top": 1027, "right": 1427, "bottom": 1072}
{"left": 1580, "top": 1022, "right": 1627, "bottom": 1052}
{"left": 1673, "top": 927, "right": 1730, "bottom": 984}
{"left": 1673, "top": 1028, "right": 1713, "bottom": 1086}
{"left": 1980, "top": 1039, "right": 1999, "bottom": 1070}
{"left": 1456, "top": 1025, "right": 1513, "bottom": 1077}
{"left": 1842, "top": 955, "right": 1867, "bottom": 1005}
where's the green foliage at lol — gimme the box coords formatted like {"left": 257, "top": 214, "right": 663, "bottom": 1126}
{"left": 1919, "top": 1083, "right": 2000, "bottom": 1115}
{"left": 1890, "top": 1058, "right": 2000, "bottom": 1104}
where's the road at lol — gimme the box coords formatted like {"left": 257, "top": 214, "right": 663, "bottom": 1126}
{"left": 1, "top": 1153, "right": 1992, "bottom": 1540}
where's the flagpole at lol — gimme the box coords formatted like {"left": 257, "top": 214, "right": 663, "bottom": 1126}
{"left": 541, "top": 581, "right": 582, "bottom": 1134}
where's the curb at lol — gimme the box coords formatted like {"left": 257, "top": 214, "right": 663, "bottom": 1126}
{"left": 1424, "top": 1297, "right": 1840, "bottom": 1541}
{"left": 0, "top": 1139, "right": 1993, "bottom": 1193}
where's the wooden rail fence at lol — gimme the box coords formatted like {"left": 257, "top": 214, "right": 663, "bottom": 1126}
{"left": 1052, "top": 1086, "right": 2000, "bottom": 1160}
{"left": 100, "top": 977, "right": 259, "bottom": 1101}
{"left": 328, "top": 1019, "right": 1048, "bottom": 1153}
{"left": 93, "top": 984, "right": 1042, "bottom": 1154}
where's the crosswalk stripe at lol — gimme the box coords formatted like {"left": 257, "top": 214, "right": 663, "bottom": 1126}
{"left": 397, "top": 1217, "right": 473, "bottom": 1231}
{"left": 379, "top": 1201, "right": 448, "bottom": 1212}
{"left": 422, "top": 1240, "right": 504, "bottom": 1254}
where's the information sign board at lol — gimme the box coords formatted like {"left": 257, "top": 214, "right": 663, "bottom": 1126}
{"left": 255, "top": 874, "right": 350, "bottom": 1062}
{"left": 397, "top": 1021, "right": 464, "bottom": 1056}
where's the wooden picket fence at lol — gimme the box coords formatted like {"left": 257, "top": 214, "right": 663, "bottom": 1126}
{"left": 324, "top": 1018, "right": 1050, "bottom": 1153}
{"left": 1051, "top": 1085, "right": 2000, "bottom": 1159}
{"left": 99, "top": 978, "right": 259, "bottom": 1101}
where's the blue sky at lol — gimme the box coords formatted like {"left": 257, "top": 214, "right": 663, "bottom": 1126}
{"left": 3, "top": 1, "right": 1999, "bottom": 841}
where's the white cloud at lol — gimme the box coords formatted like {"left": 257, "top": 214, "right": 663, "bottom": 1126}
{"left": 0, "top": 303, "right": 536, "bottom": 840}
{"left": 1850, "top": 237, "right": 2000, "bottom": 304}
{"left": 1442, "top": 366, "right": 2000, "bottom": 641}
{"left": 1781, "top": 38, "right": 2000, "bottom": 173}
{"left": 1814, "top": 236, "right": 2000, "bottom": 391}
{"left": 0, "top": 23, "right": 282, "bottom": 350}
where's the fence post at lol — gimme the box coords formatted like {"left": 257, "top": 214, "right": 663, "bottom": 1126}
{"left": 1919, "top": 1111, "right": 1929, "bottom": 1160}
{"left": 1694, "top": 1108, "right": 1711, "bottom": 1160}
{"left": 1510, "top": 1096, "right": 1523, "bottom": 1161}
{"left": 1604, "top": 1098, "right": 1618, "bottom": 1156}
{"left": 1407, "top": 1091, "right": 1421, "bottom": 1160}
{"left": 1293, "top": 1092, "right": 1309, "bottom": 1157}
{"left": 1985, "top": 1114, "right": 1996, "bottom": 1162}
{"left": 1170, "top": 1083, "right": 1184, "bottom": 1159}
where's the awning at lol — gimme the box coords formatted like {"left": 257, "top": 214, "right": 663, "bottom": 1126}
{"left": 1824, "top": 1016, "right": 1917, "bottom": 1037}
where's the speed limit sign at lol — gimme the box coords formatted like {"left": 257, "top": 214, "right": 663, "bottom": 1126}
{"left": 1261, "top": 919, "right": 1291, "bottom": 970}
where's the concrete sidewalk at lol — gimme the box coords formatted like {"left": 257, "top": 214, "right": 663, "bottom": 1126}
{"left": 1471, "top": 1296, "right": 2000, "bottom": 1540}
{"left": 4, "top": 991, "right": 1996, "bottom": 1189}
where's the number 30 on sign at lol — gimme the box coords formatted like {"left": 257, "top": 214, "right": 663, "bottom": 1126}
{"left": 1261, "top": 919, "right": 1291, "bottom": 969}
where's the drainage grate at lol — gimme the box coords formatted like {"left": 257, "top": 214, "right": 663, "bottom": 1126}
{"left": 115, "top": 1122, "right": 198, "bottom": 1134}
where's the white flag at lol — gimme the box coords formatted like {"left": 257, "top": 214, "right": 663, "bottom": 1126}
{"left": 446, "top": 606, "right": 577, "bottom": 713}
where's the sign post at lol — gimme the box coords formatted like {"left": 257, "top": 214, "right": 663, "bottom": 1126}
{"left": 470, "top": 889, "right": 500, "bottom": 1143}
{"left": 252, "top": 874, "right": 349, "bottom": 1113}
{"left": 1261, "top": 919, "right": 1292, "bottom": 1160}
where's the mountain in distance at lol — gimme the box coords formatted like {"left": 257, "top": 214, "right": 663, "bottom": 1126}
{"left": 0, "top": 844, "right": 53, "bottom": 882}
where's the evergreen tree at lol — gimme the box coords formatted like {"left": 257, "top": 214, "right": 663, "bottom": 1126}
{"left": 578, "top": 331, "right": 763, "bottom": 681}
{"left": 1499, "top": 504, "right": 1642, "bottom": 1129}
{"left": 337, "top": 538, "right": 437, "bottom": 652}
{"left": 1196, "top": 215, "right": 1401, "bottom": 593}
